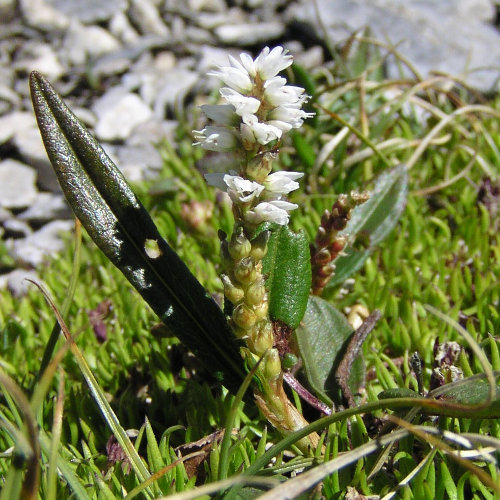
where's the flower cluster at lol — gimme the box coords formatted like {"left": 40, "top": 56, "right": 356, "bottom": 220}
{"left": 194, "top": 46, "right": 313, "bottom": 227}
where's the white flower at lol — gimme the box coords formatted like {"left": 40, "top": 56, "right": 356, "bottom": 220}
{"left": 219, "top": 88, "right": 260, "bottom": 116}
{"left": 240, "top": 114, "right": 282, "bottom": 146}
{"left": 193, "top": 126, "right": 239, "bottom": 151}
{"left": 224, "top": 174, "right": 264, "bottom": 203}
{"left": 268, "top": 106, "right": 315, "bottom": 130}
{"left": 200, "top": 104, "right": 240, "bottom": 126}
{"left": 245, "top": 200, "right": 298, "bottom": 225}
{"left": 254, "top": 46, "right": 293, "bottom": 80}
{"left": 264, "top": 171, "right": 303, "bottom": 195}
{"left": 264, "top": 78, "right": 306, "bottom": 106}
{"left": 208, "top": 65, "right": 253, "bottom": 94}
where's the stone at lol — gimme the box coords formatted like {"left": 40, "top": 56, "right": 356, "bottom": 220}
{"left": 92, "top": 88, "right": 153, "bottom": 141}
{"left": 61, "top": 20, "right": 122, "bottom": 66}
{"left": 0, "top": 84, "right": 21, "bottom": 115}
{"left": 0, "top": 206, "right": 12, "bottom": 223}
{"left": 128, "top": 0, "right": 170, "bottom": 37}
{"left": 214, "top": 21, "right": 285, "bottom": 45}
{"left": 108, "top": 11, "right": 140, "bottom": 44}
{"left": 7, "top": 219, "right": 73, "bottom": 267}
{"left": 5, "top": 112, "right": 59, "bottom": 192}
{"left": 18, "top": 192, "right": 71, "bottom": 223}
{"left": 0, "top": 160, "right": 38, "bottom": 209}
{"left": 3, "top": 218, "right": 33, "bottom": 238}
{"left": 19, "top": 0, "right": 70, "bottom": 31}
{"left": 196, "top": 45, "right": 241, "bottom": 73}
{"left": 13, "top": 41, "right": 65, "bottom": 82}
{"left": 286, "top": 0, "right": 500, "bottom": 91}
{"left": 0, "top": 0, "right": 17, "bottom": 23}
{"left": 46, "top": 0, "right": 127, "bottom": 24}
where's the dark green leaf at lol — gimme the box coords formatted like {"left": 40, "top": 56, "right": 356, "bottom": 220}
{"left": 262, "top": 226, "right": 311, "bottom": 329}
{"left": 295, "top": 296, "right": 364, "bottom": 405}
{"left": 327, "top": 164, "right": 408, "bottom": 288}
{"left": 380, "top": 378, "right": 500, "bottom": 418}
{"left": 291, "top": 132, "right": 315, "bottom": 170}
{"left": 29, "top": 71, "right": 245, "bottom": 394}
{"left": 378, "top": 388, "right": 420, "bottom": 401}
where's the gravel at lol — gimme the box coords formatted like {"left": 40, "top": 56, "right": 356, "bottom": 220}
{"left": 0, "top": 0, "right": 498, "bottom": 291}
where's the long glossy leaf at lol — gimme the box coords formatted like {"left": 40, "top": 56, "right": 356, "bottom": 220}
{"left": 29, "top": 71, "right": 245, "bottom": 393}
{"left": 294, "top": 296, "right": 364, "bottom": 405}
{"left": 327, "top": 164, "right": 408, "bottom": 288}
{"left": 262, "top": 225, "right": 311, "bottom": 329}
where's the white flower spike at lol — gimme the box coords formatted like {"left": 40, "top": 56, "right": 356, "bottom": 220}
{"left": 194, "top": 46, "right": 313, "bottom": 225}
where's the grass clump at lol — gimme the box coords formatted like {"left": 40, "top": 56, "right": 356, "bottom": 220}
{"left": 0, "top": 37, "right": 499, "bottom": 499}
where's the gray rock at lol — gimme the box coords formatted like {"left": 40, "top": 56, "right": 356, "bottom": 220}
{"left": 61, "top": 20, "right": 122, "bottom": 67}
{"left": 13, "top": 41, "right": 65, "bottom": 82}
{"left": 128, "top": 0, "right": 170, "bottom": 37}
{"left": 187, "top": 0, "right": 227, "bottom": 11}
{"left": 18, "top": 193, "right": 71, "bottom": 223}
{"left": 3, "top": 218, "right": 33, "bottom": 238}
{"left": 20, "top": 0, "right": 70, "bottom": 31}
{"left": 92, "top": 88, "right": 153, "bottom": 141}
{"left": 6, "top": 112, "right": 58, "bottom": 192}
{"left": 196, "top": 45, "right": 241, "bottom": 73}
{"left": 0, "top": 85, "right": 21, "bottom": 115}
{"left": 0, "top": 160, "right": 38, "bottom": 209}
{"left": 214, "top": 21, "right": 285, "bottom": 45}
{"left": 0, "top": 268, "right": 42, "bottom": 296}
{"left": 286, "top": 0, "right": 500, "bottom": 91}
{"left": 0, "top": 206, "right": 12, "bottom": 223}
{"left": 116, "top": 144, "right": 163, "bottom": 182}
{"left": 109, "top": 11, "right": 140, "bottom": 44}
{"left": 196, "top": 8, "right": 246, "bottom": 30}
{"left": 46, "top": 0, "right": 127, "bottom": 24}
{"left": 0, "top": 0, "right": 17, "bottom": 24}
{"left": 7, "top": 219, "right": 73, "bottom": 267}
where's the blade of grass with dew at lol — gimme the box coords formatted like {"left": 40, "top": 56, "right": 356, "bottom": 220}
{"left": 37, "top": 220, "right": 82, "bottom": 381}
{"left": 46, "top": 374, "right": 65, "bottom": 500}
{"left": 0, "top": 371, "right": 40, "bottom": 500}
{"left": 218, "top": 357, "right": 263, "bottom": 481}
{"left": 28, "top": 281, "right": 156, "bottom": 498}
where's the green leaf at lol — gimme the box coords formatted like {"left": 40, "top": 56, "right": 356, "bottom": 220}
{"left": 294, "top": 296, "right": 364, "bottom": 405}
{"left": 327, "top": 164, "right": 408, "bottom": 288}
{"left": 291, "top": 132, "right": 315, "bottom": 170}
{"left": 262, "top": 225, "right": 311, "bottom": 329}
{"left": 379, "top": 377, "right": 500, "bottom": 418}
{"left": 29, "top": 71, "right": 245, "bottom": 394}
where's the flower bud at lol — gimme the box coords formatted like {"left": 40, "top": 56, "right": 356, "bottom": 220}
{"left": 282, "top": 353, "right": 298, "bottom": 370}
{"left": 312, "top": 248, "right": 331, "bottom": 266}
{"left": 249, "top": 322, "right": 274, "bottom": 355}
{"left": 233, "top": 257, "right": 257, "bottom": 284}
{"left": 253, "top": 298, "right": 269, "bottom": 320}
{"left": 232, "top": 303, "right": 257, "bottom": 329}
{"left": 264, "top": 348, "right": 282, "bottom": 380}
{"left": 245, "top": 278, "right": 266, "bottom": 306}
{"left": 221, "top": 274, "right": 244, "bottom": 304}
{"left": 228, "top": 226, "right": 251, "bottom": 260}
{"left": 246, "top": 152, "right": 274, "bottom": 182}
{"left": 250, "top": 230, "right": 270, "bottom": 261}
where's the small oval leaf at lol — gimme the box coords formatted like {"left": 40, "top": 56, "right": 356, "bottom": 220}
{"left": 327, "top": 164, "right": 408, "bottom": 288}
{"left": 295, "top": 296, "right": 364, "bottom": 405}
{"left": 262, "top": 226, "right": 311, "bottom": 329}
